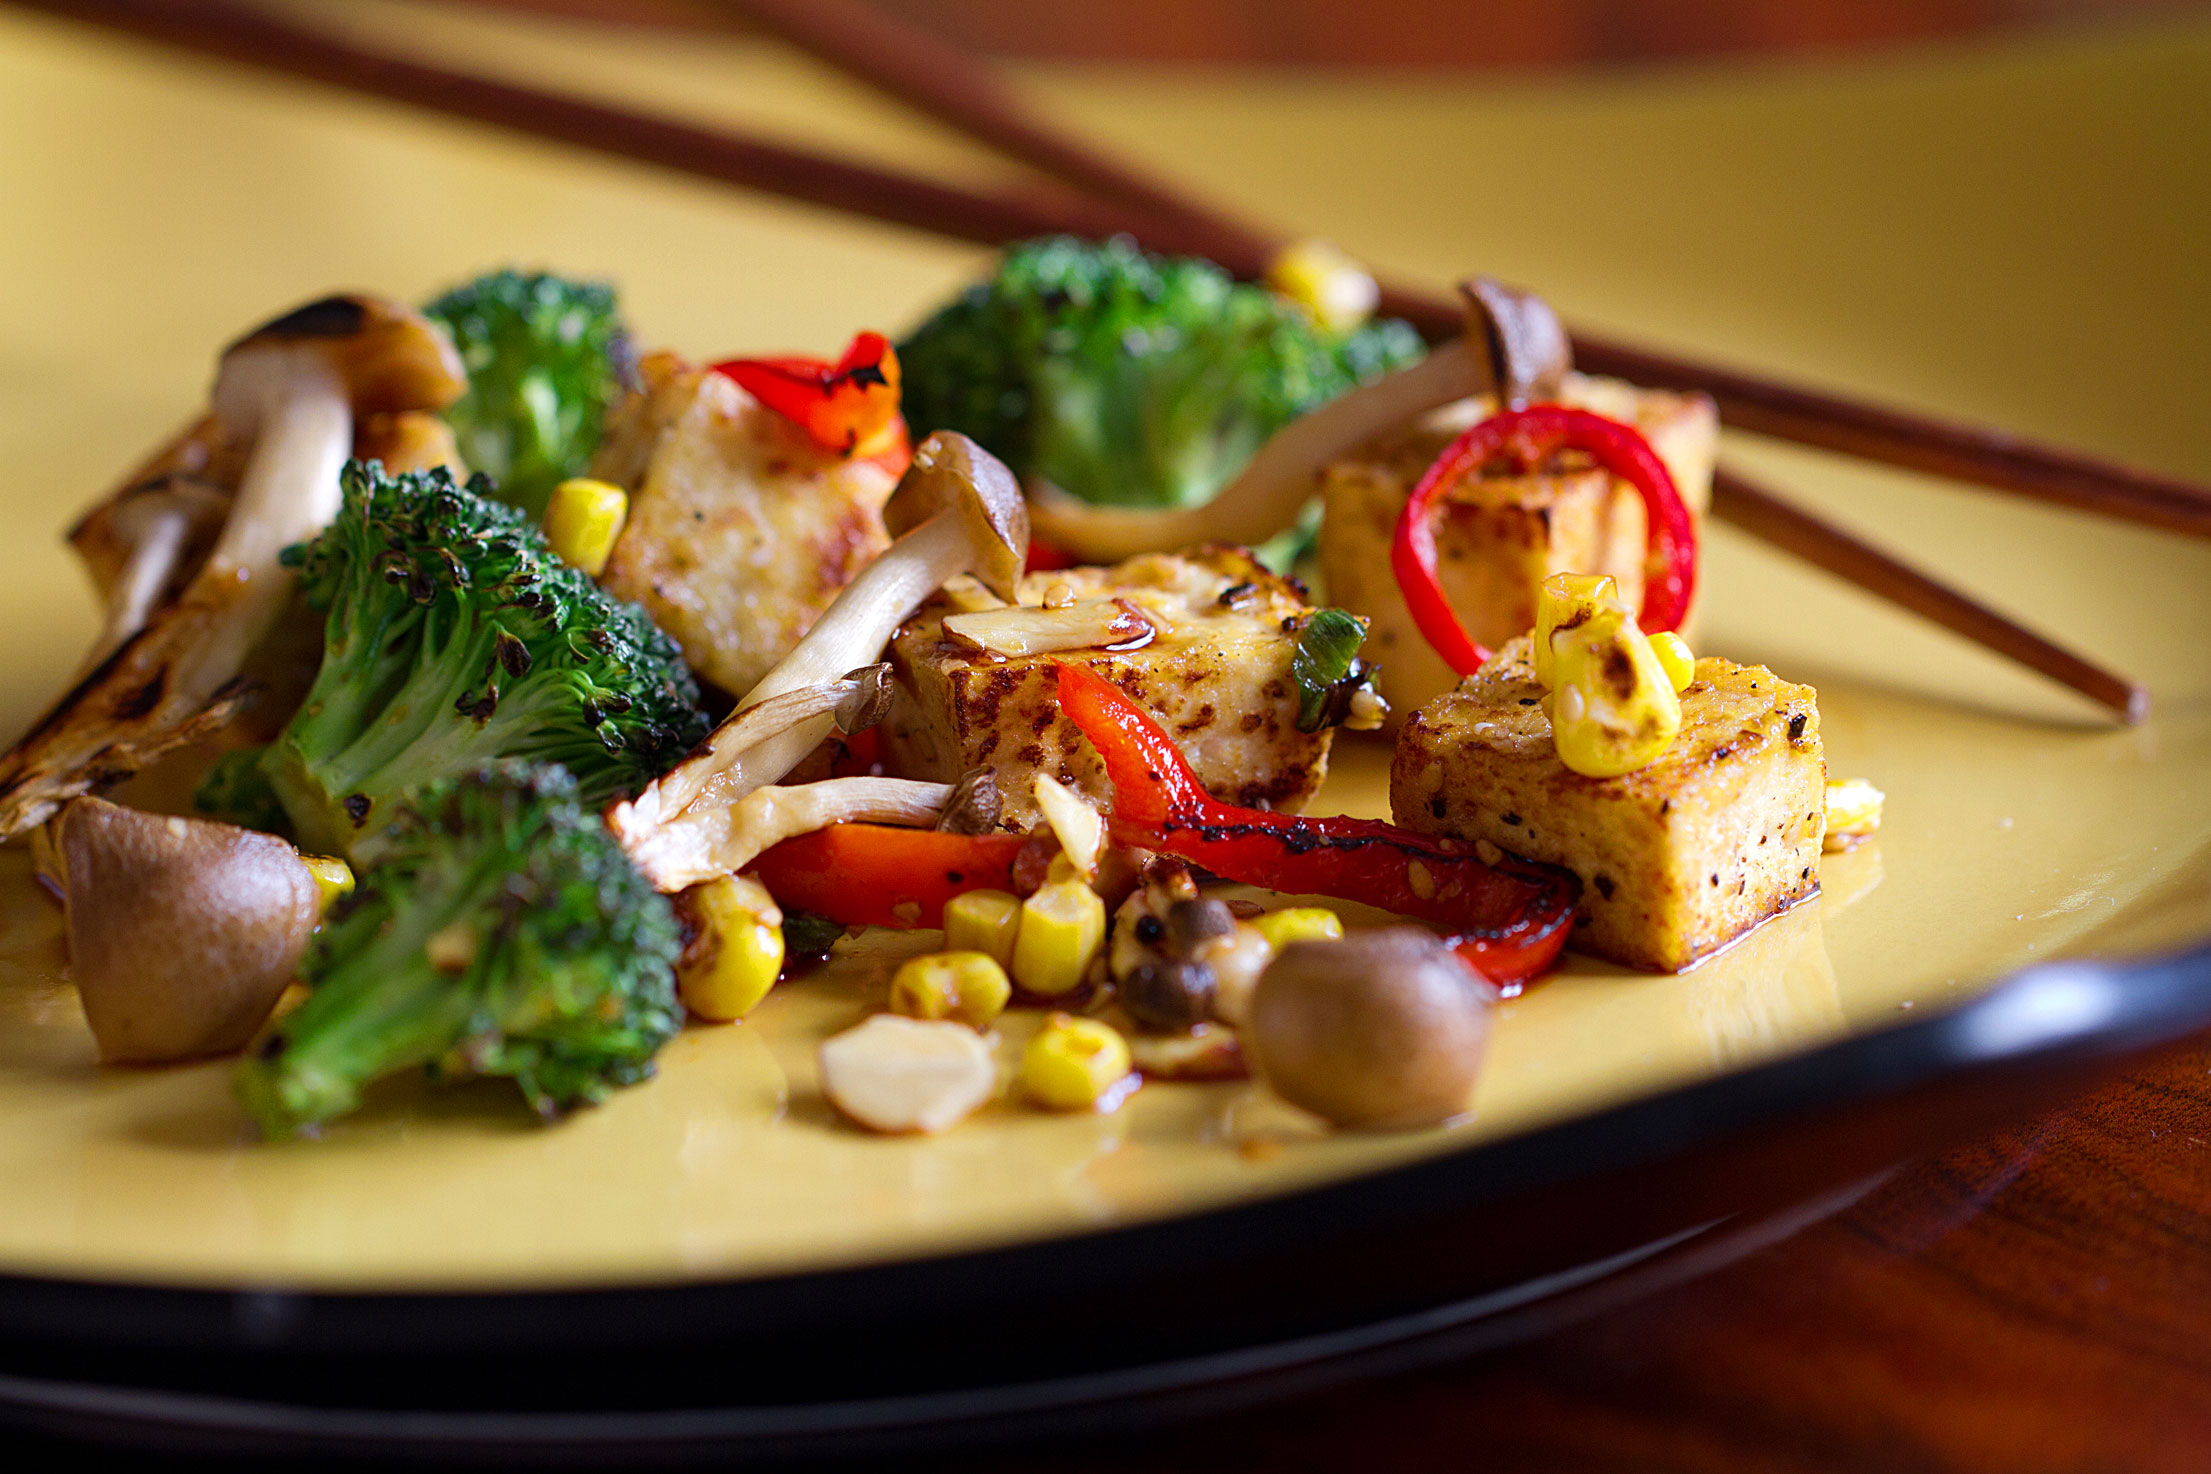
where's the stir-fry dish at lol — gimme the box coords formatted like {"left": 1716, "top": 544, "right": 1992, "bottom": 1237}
{"left": 6, "top": 242, "right": 1884, "bottom": 1139}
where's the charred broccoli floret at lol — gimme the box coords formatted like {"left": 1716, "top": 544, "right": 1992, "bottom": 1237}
{"left": 235, "top": 762, "right": 683, "bottom": 1135}
{"left": 423, "top": 269, "right": 628, "bottom": 516}
{"left": 259, "top": 461, "right": 707, "bottom": 858}
{"left": 897, "top": 236, "right": 1424, "bottom": 511}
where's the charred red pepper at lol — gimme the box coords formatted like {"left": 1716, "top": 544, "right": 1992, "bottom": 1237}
{"left": 1390, "top": 406, "right": 1698, "bottom": 676}
{"left": 747, "top": 823, "right": 1026, "bottom": 930}
{"left": 713, "top": 330, "right": 908, "bottom": 462}
{"left": 1054, "top": 663, "right": 1577, "bottom": 987}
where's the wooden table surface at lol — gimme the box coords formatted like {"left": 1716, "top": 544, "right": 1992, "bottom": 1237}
{"left": 945, "top": 1044, "right": 2211, "bottom": 1474}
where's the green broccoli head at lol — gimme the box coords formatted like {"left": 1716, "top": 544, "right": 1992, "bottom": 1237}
{"left": 236, "top": 761, "right": 683, "bottom": 1136}
{"left": 423, "top": 269, "right": 628, "bottom": 516}
{"left": 261, "top": 461, "right": 708, "bottom": 859}
{"left": 897, "top": 236, "right": 1425, "bottom": 511}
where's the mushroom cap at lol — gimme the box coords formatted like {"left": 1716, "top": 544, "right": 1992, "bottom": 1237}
{"left": 1460, "top": 277, "right": 1571, "bottom": 408}
{"left": 883, "top": 431, "right": 1029, "bottom": 601}
{"left": 1247, "top": 928, "right": 1493, "bottom": 1130}
{"left": 58, "top": 798, "right": 319, "bottom": 1064}
{"left": 213, "top": 294, "right": 467, "bottom": 429}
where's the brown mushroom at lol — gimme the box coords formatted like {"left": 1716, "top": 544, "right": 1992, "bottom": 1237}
{"left": 56, "top": 797, "right": 320, "bottom": 1064}
{"left": 0, "top": 295, "right": 467, "bottom": 836}
{"left": 1026, "top": 278, "right": 1569, "bottom": 562}
{"left": 1246, "top": 929, "right": 1494, "bottom": 1130}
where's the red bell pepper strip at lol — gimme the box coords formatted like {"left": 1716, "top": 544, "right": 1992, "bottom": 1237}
{"left": 713, "top": 331, "right": 907, "bottom": 461}
{"left": 746, "top": 824, "right": 1027, "bottom": 930}
{"left": 1054, "top": 663, "right": 1578, "bottom": 987}
{"left": 1390, "top": 405, "right": 1698, "bottom": 676}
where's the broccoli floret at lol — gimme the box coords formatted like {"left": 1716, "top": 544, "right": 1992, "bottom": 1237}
{"left": 236, "top": 762, "right": 682, "bottom": 1135}
{"left": 259, "top": 461, "right": 707, "bottom": 858}
{"left": 423, "top": 269, "right": 628, "bottom": 516}
{"left": 897, "top": 236, "right": 1425, "bottom": 511}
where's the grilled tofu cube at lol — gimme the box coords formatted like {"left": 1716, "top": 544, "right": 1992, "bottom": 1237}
{"left": 592, "top": 350, "right": 900, "bottom": 696}
{"left": 1392, "top": 637, "right": 1824, "bottom": 973}
{"left": 885, "top": 547, "right": 1332, "bottom": 831}
{"left": 1320, "top": 373, "right": 1716, "bottom": 724}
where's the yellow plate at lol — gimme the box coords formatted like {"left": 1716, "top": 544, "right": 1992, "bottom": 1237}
{"left": 0, "top": 7, "right": 2205, "bottom": 1294}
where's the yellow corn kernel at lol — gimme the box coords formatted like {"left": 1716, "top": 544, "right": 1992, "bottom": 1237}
{"left": 890, "top": 950, "right": 1013, "bottom": 1029}
{"left": 943, "top": 888, "right": 1022, "bottom": 970}
{"left": 1012, "top": 880, "right": 1106, "bottom": 997}
{"left": 1532, "top": 572, "right": 1621, "bottom": 690}
{"left": 1019, "top": 1013, "right": 1133, "bottom": 1110}
{"left": 1649, "top": 631, "right": 1697, "bottom": 694}
{"left": 1824, "top": 777, "right": 1886, "bottom": 851}
{"left": 677, "top": 875, "right": 784, "bottom": 1021}
{"left": 543, "top": 477, "right": 629, "bottom": 577}
{"left": 1543, "top": 600, "right": 1682, "bottom": 779}
{"left": 1263, "top": 238, "right": 1380, "bottom": 334}
{"left": 1249, "top": 907, "right": 1344, "bottom": 952}
{"left": 299, "top": 854, "right": 354, "bottom": 915}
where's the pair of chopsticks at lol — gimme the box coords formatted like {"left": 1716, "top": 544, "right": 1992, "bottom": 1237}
{"left": 17, "top": 0, "right": 2196, "bottom": 721}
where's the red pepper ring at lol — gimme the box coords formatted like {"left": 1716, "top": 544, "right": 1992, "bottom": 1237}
{"left": 1054, "top": 663, "right": 1578, "bottom": 988}
{"left": 1390, "top": 405, "right": 1699, "bottom": 676}
{"left": 713, "top": 330, "right": 905, "bottom": 458}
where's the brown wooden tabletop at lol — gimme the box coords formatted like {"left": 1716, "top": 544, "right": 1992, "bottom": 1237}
{"left": 952, "top": 1042, "right": 2211, "bottom": 1474}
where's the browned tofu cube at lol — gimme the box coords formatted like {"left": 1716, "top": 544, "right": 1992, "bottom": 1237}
{"left": 1391, "top": 637, "right": 1824, "bottom": 973}
{"left": 1320, "top": 373, "right": 1716, "bottom": 724}
{"left": 593, "top": 350, "right": 900, "bottom": 696}
{"left": 884, "top": 547, "right": 1333, "bottom": 831}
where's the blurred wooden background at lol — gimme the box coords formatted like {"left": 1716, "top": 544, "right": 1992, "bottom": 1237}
{"left": 470, "top": 0, "right": 2211, "bottom": 67}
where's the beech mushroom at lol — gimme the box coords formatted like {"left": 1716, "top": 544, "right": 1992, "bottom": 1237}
{"left": 727, "top": 430, "right": 1027, "bottom": 784}
{"left": 1246, "top": 929, "right": 1494, "bottom": 1130}
{"left": 609, "top": 664, "right": 899, "bottom": 889}
{"left": 56, "top": 797, "right": 320, "bottom": 1064}
{"left": 1026, "top": 279, "right": 1569, "bottom": 563}
{"left": 0, "top": 295, "right": 466, "bottom": 835}
{"left": 610, "top": 433, "right": 1027, "bottom": 888}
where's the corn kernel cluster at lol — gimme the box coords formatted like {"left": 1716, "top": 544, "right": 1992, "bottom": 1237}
{"left": 1533, "top": 573, "right": 1686, "bottom": 778}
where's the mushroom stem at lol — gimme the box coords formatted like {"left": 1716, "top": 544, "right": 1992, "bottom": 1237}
{"left": 720, "top": 777, "right": 954, "bottom": 874}
{"left": 1026, "top": 276, "right": 1575, "bottom": 565}
{"left": 1027, "top": 337, "right": 1481, "bottom": 563}
{"left": 609, "top": 666, "right": 897, "bottom": 888}
{"left": 619, "top": 773, "right": 956, "bottom": 891}
{"left": 651, "top": 664, "right": 891, "bottom": 816}
{"left": 80, "top": 498, "right": 197, "bottom": 676}
{"left": 728, "top": 513, "right": 974, "bottom": 787}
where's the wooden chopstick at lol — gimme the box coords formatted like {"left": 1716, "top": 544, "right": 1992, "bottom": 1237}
{"left": 15, "top": 0, "right": 2156, "bottom": 719}
{"left": 708, "top": 0, "right": 2211, "bottom": 542}
{"left": 1712, "top": 466, "right": 2147, "bottom": 722}
{"left": 710, "top": 0, "right": 1277, "bottom": 270}
{"left": 11, "top": 0, "right": 1166, "bottom": 251}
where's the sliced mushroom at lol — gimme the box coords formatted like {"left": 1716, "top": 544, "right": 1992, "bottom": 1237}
{"left": 610, "top": 433, "right": 1027, "bottom": 888}
{"left": 0, "top": 296, "right": 466, "bottom": 835}
{"left": 1027, "top": 279, "right": 1569, "bottom": 562}
{"left": 1246, "top": 929, "right": 1494, "bottom": 1130}
{"left": 941, "top": 597, "right": 1155, "bottom": 658}
{"left": 57, "top": 797, "right": 320, "bottom": 1064}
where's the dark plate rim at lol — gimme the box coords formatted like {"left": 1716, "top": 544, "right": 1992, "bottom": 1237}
{"left": 3, "top": 940, "right": 2206, "bottom": 1356}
